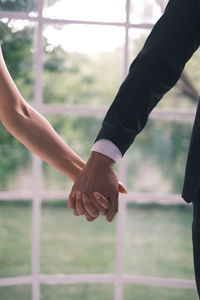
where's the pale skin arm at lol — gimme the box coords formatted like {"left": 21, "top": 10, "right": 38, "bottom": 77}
{"left": 0, "top": 47, "right": 127, "bottom": 218}
{"left": 0, "top": 47, "right": 85, "bottom": 182}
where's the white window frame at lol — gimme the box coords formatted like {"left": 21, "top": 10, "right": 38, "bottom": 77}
{"left": 0, "top": 0, "right": 198, "bottom": 299}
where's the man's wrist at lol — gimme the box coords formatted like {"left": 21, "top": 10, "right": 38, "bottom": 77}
{"left": 89, "top": 151, "right": 115, "bottom": 166}
{"left": 91, "top": 139, "right": 122, "bottom": 163}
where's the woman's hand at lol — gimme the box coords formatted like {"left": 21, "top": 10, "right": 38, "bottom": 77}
{"left": 68, "top": 180, "right": 128, "bottom": 218}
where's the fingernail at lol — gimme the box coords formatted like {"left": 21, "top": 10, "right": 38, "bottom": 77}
{"left": 76, "top": 191, "right": 81, "bottom": 200}
{"left": 94, "top": 192, "right": 100, "bottom": 200}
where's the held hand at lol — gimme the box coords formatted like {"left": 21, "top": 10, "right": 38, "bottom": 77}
{"left": 68, "top": 181, "right": 127, "bottom": 219}
{"left": 68, "top": 152, "right": 120, "bottom": 222}
{"left": 93, "top": 181, "right": 127, "bottom": 216}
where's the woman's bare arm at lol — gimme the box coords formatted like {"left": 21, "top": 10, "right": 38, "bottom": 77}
{"left": 0, "top": 47, "right": 85, "bottom": 181}
{"left": 0, "top": 48, "right": 127, "bottom": 198}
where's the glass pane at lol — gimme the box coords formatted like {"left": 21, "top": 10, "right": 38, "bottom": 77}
{"left": 126, "top": 119, "right": 193, "bottom": 195}
{"left": 41, "top": 201, "right": 116, "bottom": 274}
{"left": 124, "top": 203, "right": 194, "bottom": 280}
{"left": 129, "top": 28, "right": 151, "bottom": 60}
{"left": 0, "top": 285, "right": 31, "bottom": 300}
{"left": 129, "top": 28, "right": 199, "bottom": 109}
{"left": 41, "top": 284, "right": 113, "bottom": 300}
{"left": 181, "top": 49, "right": 200, "bottom": 109}
{"left": 43, "top": 24, "right": 124, "bottom": 105}
{"left": 0, "top": 122, "right": 32, "bottom": 192}
{"left": 0, "top": 0, "right": 37, "bottom": 13}
{"left": 42, "top": 114, "right": 102, "bottom": 191}
{"left": 124, "top": 283, "right": 197, "bottom": 300}
{"left": 43, "top": 0, "right": 125, "bottom": 22}
{"left": 0, "top": 20, "right": 35, "bottom": 191}
{"left": 0, "top": 19, "right": 35, "bottom": 102}
{"left": 130, "top": 0, "right": 168, "bottom": 24}
{"left": 129, "top": 24, "right": 200, "bottom": 110}
{"left": 0, "top": 201, "right": 32, "bottom": 277}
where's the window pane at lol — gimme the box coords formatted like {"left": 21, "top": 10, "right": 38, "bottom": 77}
{"left": 130, "top": 0, "right": 167, "bottom": 24}
{"left": 43, "top": 24, "right": 124, "bottom": 105}
{"left": 126, "top": 119, "right": 193, "bottom": 194}
{"left": 0, "top": 285, "right": 31, "bottom": 300}
{"left": 124, "top": 283, "right": 197, "bottom": 300}
{"left": 0, "top": 19, "right": 35, "bottom": 102}
{"left": 43, "top": 0, "right": 125, "bottom": 22}
{"left": 41, "top": 284, "right": 113, "bottom": 300}
{"left": 0, "top": 123, "right": 32, "bottom": 192}
{"left": 0, "top": 19, "right": 34, "bottom": 191}
{"left": 41, "top": 201, "right": 116, "bottom": 274}
{"left": 0, "top": 0, "right": 37, "bottom": 13}
{"left": 124, "top": 203, "right": 194, "bottom": 280}
{"left": 129, "top": 28, "right": 151, "bottom": 62}
{"left": 129, "top": 28, "right": 199, "bottom": 109}
{"left": 0, "top": 201, "right": 32, "bottom": 277}
{"left": 42, "top": 114, "right": 102, "bottom": 191}
{"left": 181, "top": 49, "right": 200, "bottom": 108}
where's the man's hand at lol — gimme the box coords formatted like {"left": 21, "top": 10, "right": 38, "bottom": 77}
{"left": 68, "top": 151, "right": 119, "bottom": 222}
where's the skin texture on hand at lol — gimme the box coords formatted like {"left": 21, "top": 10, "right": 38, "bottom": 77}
{"left": 68, "top": 151, "right": 120, "bottom": 222}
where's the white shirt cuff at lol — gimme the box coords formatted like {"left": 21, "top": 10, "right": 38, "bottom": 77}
{"left": 91, "top": 139, "right": 122, "bottom": 163}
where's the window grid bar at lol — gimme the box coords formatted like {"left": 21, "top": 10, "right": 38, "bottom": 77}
{"left": 29, "top": 104, "right": 197, "bottom": 122}
{"left": 115, "top": 159, "right": 129, "bottom": 300}
{"left": 31, "top": 1, "right": 44, "bottom": 299}
{"left": 0, "top": 276, "right": 33, "bottom": 287}
{"left": 31, "top": 155, "right": 42, "bottom": 300}
{"left": 0, "top": 274, "right": 196, "bottom": 289}
{"left": 0, "top": 10, "right": 154, "bottom": 29}
{"left": 124, "top": 0, "right": 131, "bottom": 77}
{"left": 33, "top": 3, "right": 44, "bottom": 105}
{"left": 41, "top": 18, "right": 155, "bottom": 30}
{"left": 0, "top": 191, "right": 187, "bottom": 204}
{"left": 0, "top": 2, "right": 195, "bottom": 298}
{"left": 114, "top": 0, "right": 131, "bottom": 298}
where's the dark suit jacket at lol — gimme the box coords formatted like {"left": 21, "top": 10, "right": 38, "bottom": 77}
{"left": 94, "top": 0, "right": 200, "bottom": 203}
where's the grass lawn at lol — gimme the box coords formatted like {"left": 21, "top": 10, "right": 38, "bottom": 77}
{"left": 0, "top": 200, "right": 197, "bottom": 299}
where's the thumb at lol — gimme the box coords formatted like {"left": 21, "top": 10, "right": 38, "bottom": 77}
{"left": 118, "top": 181, "right": 128, "bottom": 194}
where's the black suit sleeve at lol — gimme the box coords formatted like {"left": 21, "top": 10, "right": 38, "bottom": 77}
{"left": 94, "top": 0, "right": 200, "bottom": 156}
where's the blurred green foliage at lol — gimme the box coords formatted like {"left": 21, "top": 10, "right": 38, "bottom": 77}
{"left": 0, "top": 21, "right": 34, "bottom": 99}
{"left": 43, "top": 44, "right": 122, "bottom": 105}
{"left": 0, "top": 0, "right": 36, "bottom": 12}
{"left": 0, "top": 20, "right": 33, "bottom": 190}
{"left": 0, "top": 123, "right": 30, "bottom": 189}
